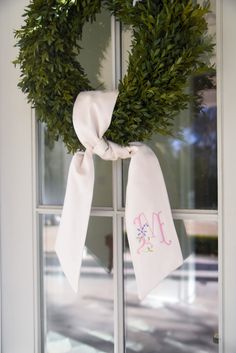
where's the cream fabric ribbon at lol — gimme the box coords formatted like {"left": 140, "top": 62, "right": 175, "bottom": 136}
{"left": 133, "top": 0, "right": 141, "bottom": 5}
{"left": 55, "top": 90, "right": 183, "bottom": 299}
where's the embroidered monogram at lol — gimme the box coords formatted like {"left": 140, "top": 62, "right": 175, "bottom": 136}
{"left": 134, "top": 212, "right": 172, "bottom": 254}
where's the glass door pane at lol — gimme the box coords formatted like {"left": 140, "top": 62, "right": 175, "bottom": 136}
{"left": 38, "top": 124, "right": 113, "bottom": 207}
{"left": 122, "top": 101, "right": 217, "bottom": 210}
{"left": 37, "top": 8, "right": 114, "bottom": 207}
{"left": 124, "top": 219, "right": 218, "bottom": 353}
{"left": 41, "top": 215, "right": 114, "bottom": 353}
{"left": 38, "top": 9, "right": 116, "bottom": 353}
{"left": 121, "top": 2, "right": 218, "bottom": 352}
{"left": 121, "top": 1, "right": 217, "bottom": 210}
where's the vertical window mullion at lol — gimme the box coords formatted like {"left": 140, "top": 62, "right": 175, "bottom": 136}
{"left": 113, "top": 211, "right": 125, "bottom": 353}
{"left": 32, "top": 112, "right": 44, "bottom": 353}
{"left": 111, "top": 16, "right": 125, "bottom": 353}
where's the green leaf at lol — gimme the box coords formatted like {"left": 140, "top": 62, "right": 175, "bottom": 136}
{"left": 13, "top": 0, "right": 214, "bottom": 153}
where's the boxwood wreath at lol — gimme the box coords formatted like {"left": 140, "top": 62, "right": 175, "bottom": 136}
{"left": 14, "top": 0, "right": 214, "bottom": 153}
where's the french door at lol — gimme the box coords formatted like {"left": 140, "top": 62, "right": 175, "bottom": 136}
{"left": 37, "top": 3, "right": 218, "bottom": 353}
{"left": 1, "top": 0, "right": 236, "bottom": 353}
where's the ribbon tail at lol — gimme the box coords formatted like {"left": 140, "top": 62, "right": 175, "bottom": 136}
{"left": 55, "top": 150, "right": 94, "bottom": 292}
{"left": 126, "top": 145, "right": 183, "bottom": 300}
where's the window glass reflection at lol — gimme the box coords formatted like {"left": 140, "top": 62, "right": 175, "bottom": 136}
{"left": 148, "top": 85, "right": 217, "bottom": 210}
{"left": 38, "top": 125, "right": 113, "bottom": 207}
{"left": 38, "top": 8, "right": 113, "bottom": 207}
{"left": 122, "top": 93, "right": 217, "bottom": 210}
{"left": 121, "top": 1, "right": 217, "bottom": 210}
{"left": 41, "top": 215, "right": 114, "bottom": 353}
{"left": 78, "top": 9, "right": 113, "bottom": 90}
{"left": 124, "top": 219, "right": 218, "bottom": 353}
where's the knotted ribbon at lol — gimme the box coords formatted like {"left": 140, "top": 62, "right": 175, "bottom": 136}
{"left": 55, "top": 91, "right": 183, "bottom": 299}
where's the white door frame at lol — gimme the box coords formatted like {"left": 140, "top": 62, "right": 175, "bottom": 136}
{"left": 0, "top": 1, "right": 36, "bottom": 352}
{"left": 1, "top": 0, "right": 236, "bottom": 352}
{"left": 217, "top": 0, "right": 236, "bottom": 351}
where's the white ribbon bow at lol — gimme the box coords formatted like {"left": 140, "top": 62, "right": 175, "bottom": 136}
{"left": 133, "top": 0, "right": 142, "bottom": 6}
{"left": 55, "top": 90, "right": 183, "bottom": 299}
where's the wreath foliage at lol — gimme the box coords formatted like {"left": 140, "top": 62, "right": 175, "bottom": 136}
{"left": 14, "top": 0, "right": 214, "bottom": 153}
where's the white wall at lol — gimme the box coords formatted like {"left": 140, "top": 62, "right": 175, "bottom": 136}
{"left": 0, "top": 0, "right": 35, "bottom": 352}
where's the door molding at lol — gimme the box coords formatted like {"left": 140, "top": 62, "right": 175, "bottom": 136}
{"left": 217, "top": 0, "right": 236, "bottom": 351}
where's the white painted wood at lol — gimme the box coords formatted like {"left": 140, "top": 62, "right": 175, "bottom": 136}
{"left": 219, "top": 0, "right": 236, "bottom": 351}
{"left": 1, "top": 0, "right": 235, "bottom": 352}
{"left": 111, "top": 18, "right": 125, "bottom": 353}
{"left": 0, "top": 0, "right": 36, "bottom": 352}
{"left": 216, "top": 1, "right": 223, "bottom": 351}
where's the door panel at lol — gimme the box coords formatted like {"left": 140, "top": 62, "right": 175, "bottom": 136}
{"left": 124, "top": 219, "right": 218, "bottom": 353}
